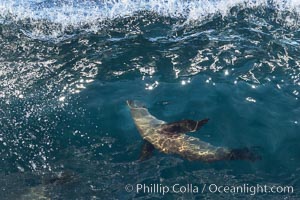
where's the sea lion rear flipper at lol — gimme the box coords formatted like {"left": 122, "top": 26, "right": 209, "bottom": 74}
{"left": 228, "top": 147, "right": 262, "bottom": 162}
{"left": 139, "top": 140, "right": 155, "bottom": 161}
{"left": 160, "top": 118, "right": 209, "bottom": 135}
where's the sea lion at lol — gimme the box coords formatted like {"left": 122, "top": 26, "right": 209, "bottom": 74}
{"left": 127, "top": 100, "right": 261, "bottom": 162}
{"left": 20, "top": 171, "right": 76, "bottom": 200}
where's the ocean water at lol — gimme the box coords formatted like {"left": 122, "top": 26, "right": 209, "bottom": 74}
{"left": 0, "top": 0, "right": 300, "bottom": 199}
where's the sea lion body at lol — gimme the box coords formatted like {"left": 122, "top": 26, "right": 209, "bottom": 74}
{"left": 127, "top": 100, "right": 258, "bottom": 162}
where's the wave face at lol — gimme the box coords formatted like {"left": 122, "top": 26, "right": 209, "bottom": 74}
{"left": 0, "top": 0, "right": 300, "bottom": 199}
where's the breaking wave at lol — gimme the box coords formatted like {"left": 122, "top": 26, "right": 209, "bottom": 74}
{"left": 0, "top": 0, "right": 300, "bottom": 41}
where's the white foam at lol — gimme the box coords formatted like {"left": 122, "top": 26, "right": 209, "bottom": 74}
{"left": 0, "top": 0, "right": 300, "bottom": 40}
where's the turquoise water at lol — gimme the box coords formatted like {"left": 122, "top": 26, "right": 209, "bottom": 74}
{"left": 0, "top": 0, "right": 300, "bottom": 199}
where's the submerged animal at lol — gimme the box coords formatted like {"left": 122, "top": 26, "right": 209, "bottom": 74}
{"left": 127, "top": 100, "right": 261, "bottom": 162}
{"left": 20, "top": 171, "right": 76, "bottom": 200}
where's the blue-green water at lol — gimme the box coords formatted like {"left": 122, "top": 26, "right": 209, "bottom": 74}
{"left": 0, "top": 0, "right": 300, "bottom": 199}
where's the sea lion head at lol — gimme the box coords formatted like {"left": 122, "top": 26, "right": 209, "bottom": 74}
{"left": 127, "top": 100, "right": 146, "bottom": 109}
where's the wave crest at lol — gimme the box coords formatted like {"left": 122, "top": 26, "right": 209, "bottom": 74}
{"left": 1, "top": 0, "right": 300, "bottom": 40}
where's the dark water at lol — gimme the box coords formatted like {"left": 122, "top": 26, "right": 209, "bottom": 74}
{"left": 0, "top": 0, "right": 300, "bottom": 199}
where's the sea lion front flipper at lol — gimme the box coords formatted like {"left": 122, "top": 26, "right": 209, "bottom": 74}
{"left": 160, "top": 118, "right": 209, "bottom": 135}
{"left": 139, "top": 140, "right": 155, "bottom": 161}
